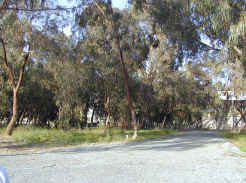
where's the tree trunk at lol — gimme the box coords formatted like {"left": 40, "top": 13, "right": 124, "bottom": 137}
{"left": 104, "top": 96, "right": 111, "bottom": 128}
{"left": 82, "top": 102, "right": 89, "bottom": 125}
{"left": 1, "top": 38, "right": 29, "bottom": 135}
{"left": 116, "top": 35, "right": 138, "bottom": 139}
{"left": 105, "top": 112, "right": 110, "bottom": 128}
{"left": 5, "top": 89, "right": 18, "bottom": 136}
{"left": 85, "top": 105, "right": 89, "bottom": 123}
{"left": 106, "top": 0, "right": 138, "bottom": 139}
{"left": 90, "top": 108, "right": 94, "bottom": 123}
{"left": 162, "top": 116, "right": 167, "bottom": 128}
{"left": 18, "top": 110, "right": 25, "bottom": 125}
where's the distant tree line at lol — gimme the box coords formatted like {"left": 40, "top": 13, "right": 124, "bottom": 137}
{"left": 1, "top": 0, "right": 246, "bottom": 136}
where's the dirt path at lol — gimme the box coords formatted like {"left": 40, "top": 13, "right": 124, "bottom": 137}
{"left": 0, "top": 136, "right": 27, "bottom": 153}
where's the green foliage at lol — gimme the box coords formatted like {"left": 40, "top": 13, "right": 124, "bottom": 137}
{"left": 0, "top": 86, "right": 11, "bottom": 119}
{"left": 2, "top": 0, "right": 242, "bottom": 134}
{"left": 131, "top": 0, "right": 205, "bottom": 60}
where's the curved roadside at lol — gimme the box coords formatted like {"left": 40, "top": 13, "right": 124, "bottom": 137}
{"left": 1, "top": 130, "right": 246, "bottom": 183}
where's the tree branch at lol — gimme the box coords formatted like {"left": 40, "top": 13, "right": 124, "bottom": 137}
{"left": 16, "top": 53, "right": 29, "bottom": 91}
{"left": 94, "top": 2, "right": 111, "bottom": 26}
{"left": 233, "top": 46, "right": 243, "bottom": 56}
{"left": 0, "top": 38, "right": 15, "bottom": 88}
{"left": 94, "top": 2, "right": 106, "bottom": 17}
{"left": 0, "top": 7, "right": 77, "bottom": 12}
{"left": 198, "top": 40, "right": 221, "bottom": 52}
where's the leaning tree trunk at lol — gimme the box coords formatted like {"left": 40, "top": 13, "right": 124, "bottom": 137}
{"left": 104, "top": 96, "right": 111, "bottom": 128}
{"left": 1, "top": 38, "right": 29, "bottom": 136}
{"left": 105, "top": 112, "right": 111, "bottom": 128}
{"left": 17, "top": 110, "right": 25, "bottom": 126}
{"left": 116, "top": 35, "right": 138, "bottom": 139}
{"left": 5, "top": 89, "right": 18, "bottom": 136}
{"left": 162, "top": 116, "right": 167, "bottom": 128}
{"left": 96, "top": 0, "right": 138, "bottom": 139}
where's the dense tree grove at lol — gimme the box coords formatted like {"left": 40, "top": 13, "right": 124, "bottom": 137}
{"left": 1, "top": 0, "right": 246, "bottom": 136}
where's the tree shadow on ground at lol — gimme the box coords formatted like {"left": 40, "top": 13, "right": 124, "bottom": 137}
{"left": 0, "top": 130, "right": 226, "bottom": 157}
{"left": 50, "top": 130, "right": 224, "bottom": 153}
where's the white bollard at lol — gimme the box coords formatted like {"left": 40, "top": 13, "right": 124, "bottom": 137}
{"left": 126, "top": 135, "right": 129, "bottom": 140}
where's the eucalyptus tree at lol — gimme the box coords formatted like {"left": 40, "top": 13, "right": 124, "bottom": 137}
{"left": 31, "top": 29, "right": 87, "bottom": 128}
{"left": 189, "top": 0, "right": 246, "bottom": 129}
{"left": 0, "top": 0, "right": 69, "bottom": 134}
{"left": 18, "top": 63, "right": 58, "bottom": 126}
{"left": 131, "top": 0, "right": 216, "bottom": 60}
{"left": 190, "top": 0, "right": 246, "bottom": 70}
{"left": 75, "top": 0, "right": 150, "bottom": 137}
{"left": 0, "top": 12, "right": 34, "bottom": 135}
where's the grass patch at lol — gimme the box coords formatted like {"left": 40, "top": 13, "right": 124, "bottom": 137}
{"left": 0, "top": 128, "right": 4, "bottom": 135}
{"left": 135, "top": 128, "right": 177, "bottom": 141}
{"left": 0, "top": 127, "right": 177, "bottom": 150}
{"left": 220, "top": 131, "right": 246, "bottom": 152}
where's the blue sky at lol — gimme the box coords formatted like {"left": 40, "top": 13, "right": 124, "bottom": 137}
{"left": 60, "top": 0, "right": 128, "bottom": 9}
{"left": 112, "top": 0, "right": 128, "bottom": 9}
{"left": 59, "top": 0, "right": 128, "bottom": 35}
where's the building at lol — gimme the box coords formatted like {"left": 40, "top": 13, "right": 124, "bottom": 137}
{"left": 202, "top": 90, "right": 246, "bottom": 130}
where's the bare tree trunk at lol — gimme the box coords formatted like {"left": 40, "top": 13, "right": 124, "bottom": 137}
{"left": 104, "top": 96, "right": 111, "bottom": 128}
{"left": 96, "top": 0, "right": 138, "bottom": 139}
{"left": 115, "top": 34, "right": 138, "bottom": 139}
{"left": 105, "top": 112, "right": 110, "bottom": 128}
{"left": 162, "top": 116, "right": 167, "bottom": 128}
{"left": 1, "top": 38, "right": 29, "bottom": 136}
{"left": 239, "top": 111, "right": 246, "bottom": 132}
{"left": 82, "top": 102, "right": 89, "bottom": 125}
{"left": 5, "top": 89, "right": 18, "bottom": 136}
{"left": 90, "top": 108, "right": 94, "bottom": 123}
{"left": 17, "top": 110, "right": 25, "bottom": 125}
{"left": 234, "top": 105, "right": 246, "bottom": 132}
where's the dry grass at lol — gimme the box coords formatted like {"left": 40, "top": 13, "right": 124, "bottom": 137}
{"left": 0, "top": 127, "right": 177, "bottom": 151}
{"left": 221, "top": 131, "right": 246, "bottom": 152}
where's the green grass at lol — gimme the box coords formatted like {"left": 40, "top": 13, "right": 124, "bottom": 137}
{"left": 220, "top": 131, "right": 246, "bottom": 152}
{"left": 135, "top": 128, "right": 177, "bottom": 141}
{"left": 0, "top": 127, "right": 177, "bottom": 149}
{"left": 0, "top": 128, "right": 4, "bottom": 135}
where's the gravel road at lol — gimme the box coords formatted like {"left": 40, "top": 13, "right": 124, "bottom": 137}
{"left": 0, "top": 130, "right": 246, "bottom": 183}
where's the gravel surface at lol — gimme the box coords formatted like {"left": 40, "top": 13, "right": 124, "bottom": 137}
{"left": 0, "top": 130, "right": 246, "bottom": 183}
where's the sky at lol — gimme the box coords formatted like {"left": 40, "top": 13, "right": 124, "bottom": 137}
{"left": 60, "top": 0, "right": 128, "bottom": 9}
{"left": 112, "top": 0, "right": 128, "bottom": 9}
{"left": 59, "top": 0, "right": 128, "bottom": 35}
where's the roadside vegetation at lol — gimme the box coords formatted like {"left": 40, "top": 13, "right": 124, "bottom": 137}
{"left": 1, "top": 0, "right": 246, "bottom": 150}
{"left": 0, "top": 127, "right": 177, "bottom": 149}
{"left": 221, "top": 131, "right": 246, "bottom": 152}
